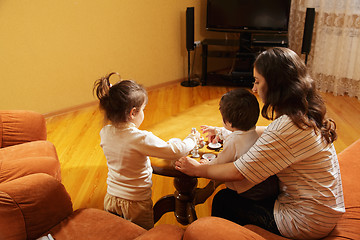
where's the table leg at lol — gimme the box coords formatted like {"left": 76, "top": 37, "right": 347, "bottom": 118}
{"left": 153, "top": 194, "right": 175, "bottom": 223}
{"left": 174, "top": 176, "right": 198, "bottom": 225}
{"left": 153, "top": 177, "right": 222, "bottom": 225}
{"left": 153, "top": 176, "right": 198, "bottom": 225}
{"left": 193, "top": 180, "right": 223, "bottom": 205}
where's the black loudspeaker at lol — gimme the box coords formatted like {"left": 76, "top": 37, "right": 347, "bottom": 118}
{"left": 301, "top": 8, "right": 315, "bottom": 64}
{"left": 181, "top": 7, "right": 199, "bottom": 87}
{"left": 186, "top": 7, "right": 194, "bottom": 51}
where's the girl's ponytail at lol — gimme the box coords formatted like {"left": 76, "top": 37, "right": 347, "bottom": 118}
{"left": 93, "top": 72, "right": 120, "bottom": 101}
{"left": 93, "top": 72, "right": 121, "bottom": 124}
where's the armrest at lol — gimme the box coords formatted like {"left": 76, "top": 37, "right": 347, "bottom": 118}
{"left": 0, "top": 173, "right": 73, "bottom": 240}
{"left": 48, "top": 208, "right": 148, "bottom": 239}
{"left": 338, "top": 138, "right": 360, "bottom": 206}
{"left": 0, "top": 110, "right": 47, "bottom": 148}
{"left": 183, "top": 217, "right": 266, "bottom": 240}
{"left": 244, "top": 225, "right": 290, "bottom": 240}
{"left": 0, "top": 141, "right": 61, "bottom": 183}
{"left": 134, "top": 224, "right": 184, "bottom": 240}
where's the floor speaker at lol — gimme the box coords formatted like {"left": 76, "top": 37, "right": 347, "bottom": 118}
{"left": 182, "top": 7, "right": 199, "bottom": 87}
{"left": 186, "top": 7, "right": 194, "bottom": 51}
{"left": 301, "top": 8, "right": 315, "bottom": 64}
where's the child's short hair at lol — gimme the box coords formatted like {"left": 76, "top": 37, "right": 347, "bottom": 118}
{"left": 93, "top": 72, "right": 148, "bottom": 124}
{"left": 219, "top": 88, "right": 260, "bottom": 131}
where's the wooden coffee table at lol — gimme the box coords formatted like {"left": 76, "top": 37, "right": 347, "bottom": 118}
{"left": 151, "top": 146, "right": 223, "bottom": 225}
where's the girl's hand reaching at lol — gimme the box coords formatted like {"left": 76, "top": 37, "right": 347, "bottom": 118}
{"left": 175, "top": 156, "right": 201, "bottom": 177}
{"left": 200, "top": 125, "right": 216, "bottom": 135}
{"left": 200, "top": 125, "right": 218, "bottom": 143}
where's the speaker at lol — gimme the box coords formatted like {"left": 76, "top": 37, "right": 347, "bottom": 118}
{"left": 186, "top": 7, "right": 195, "bottom": 51}
{"left": 301, "top": 8, "right": 315, "bottom": 55}
{"left": 182, "top": 7, "right": 199, "bottom": 87}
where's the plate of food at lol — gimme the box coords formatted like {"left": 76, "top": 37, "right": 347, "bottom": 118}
{"left": 208, "top": 142, "right": 222, "bottom": 149}
{"left": 202, "top": 153, "right": 216, "bottom": 161}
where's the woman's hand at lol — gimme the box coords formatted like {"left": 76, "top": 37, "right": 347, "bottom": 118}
{"left": 175, "top": 156, "right": 201, "bottom": 176}
{"left": 176, "top": 156, "right": 245, "bottom": 182}
{"left": 199, "top": 158, "right": 210, "bottom": 164}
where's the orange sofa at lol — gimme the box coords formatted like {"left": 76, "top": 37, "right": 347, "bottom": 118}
{"left": 2, "top": 110, "right": 358, "bottom": 240}
{"left": 0, "top": 110, "right": 184, "bottom": 240}
{"left": 183, "top": 138, "right": 360, "bottom": 240}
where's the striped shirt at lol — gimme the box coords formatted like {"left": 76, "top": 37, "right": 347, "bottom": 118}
{"left": 234, "top": 115, "right": 345, "bottom": 239}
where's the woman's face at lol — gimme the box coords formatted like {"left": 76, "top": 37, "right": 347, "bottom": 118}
{"left": 252, "top": 67, "right": 268, "bottom": 103}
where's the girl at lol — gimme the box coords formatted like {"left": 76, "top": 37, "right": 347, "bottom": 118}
{"left": 94, "top": 72, "right": 199, "bottom": 230}
{"left": 175, "top": 48, "right": 345, "bottom": 239}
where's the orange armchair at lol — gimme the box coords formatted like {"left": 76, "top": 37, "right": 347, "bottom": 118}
{"left": 0, "top": 110, "right": 61, "bottom": 183}
{"left": 0, "top": 110, "right": 184, "bottom": 240}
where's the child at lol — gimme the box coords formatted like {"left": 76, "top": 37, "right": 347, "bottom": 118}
{"left": 200, "top": 88, "right": 278, "bottom": 201}
{"left": 93, "top": 72, "right": 199, "bottom": 230}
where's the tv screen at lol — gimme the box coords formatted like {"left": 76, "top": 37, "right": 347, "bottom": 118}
{"left": 206, "top": 0, "right": 291, "bottom": 33}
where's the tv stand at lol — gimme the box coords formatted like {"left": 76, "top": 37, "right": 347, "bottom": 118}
{"left": 201, "top": 33, "right": 288, "bottom": 87}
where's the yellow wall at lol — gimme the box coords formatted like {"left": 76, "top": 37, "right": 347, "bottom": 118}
{"left": 0, "top": 0, "right": 226, "bottom": 114}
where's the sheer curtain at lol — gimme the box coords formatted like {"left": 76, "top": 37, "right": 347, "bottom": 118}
{"left": 289, "top": 0, "right": 360, "bottom": 98}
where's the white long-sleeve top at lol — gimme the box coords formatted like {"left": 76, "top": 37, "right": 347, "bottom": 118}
{"left": 100, "top": 122, "right": 196, "bottom": 201}
{"left": 210, "top": 127, "right": 259, "bottom": 193}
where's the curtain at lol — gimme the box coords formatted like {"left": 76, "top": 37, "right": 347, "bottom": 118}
{"left": 288, "top": 0, "right": 360, "bottom": 98}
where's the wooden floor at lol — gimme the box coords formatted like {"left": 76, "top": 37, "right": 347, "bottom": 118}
{"left": 46, "top": 83, "right": 360, "bottom": 228}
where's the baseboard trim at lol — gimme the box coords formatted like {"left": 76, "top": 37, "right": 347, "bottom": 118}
{"left": 146, "top": 78, "right": 182, "bottom": 91}
{"left": 43, "top": 79, "right": 185, "bottom": 118}
{"left": 43, "top": 101, "right": 98, "bottom": 119}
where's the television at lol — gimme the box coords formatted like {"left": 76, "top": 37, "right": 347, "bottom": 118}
{"left": 206, "top": 0, "right": 291, "bottom": 33}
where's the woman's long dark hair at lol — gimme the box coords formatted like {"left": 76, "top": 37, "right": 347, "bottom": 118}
{"left": 93, "top": 72, "right": 147, "bottom": 125}
{"left": 254, "top": 47, "right": 337, "bottom": 144}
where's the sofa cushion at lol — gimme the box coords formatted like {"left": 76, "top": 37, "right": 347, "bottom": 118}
{"left": 0, "top": 113, "right": 3, "bottom": 148}
{"left": 0, "top": 191, "right": 27, "bottom": 240}
{"left": 48, "top": 208, "right": 147, "bottom": 240}
{"left": 322, "top": 207, "right": 360, "bottom": 240}
{"left": 337, "top": 138, "right": 360, "bottom": 207}
{"left": 134, "top": 224, "right": 185, "bottom": 240}
{"left": 244, "top": 225, "right": 289, "bottom": 240}
{"left": 183, "top": 216, "right": 266, "bottom": 240}
{"left": 0, "top": 110, "right": 47, "bottom": 148}
{"left": 0, "top": 173, "right": 73, "bottom": 240}
{"left": 0, "top": 141, "right": 61, "bottom": 183}
{"left": 322, "top": 139, "right": 360, "bottom": 239}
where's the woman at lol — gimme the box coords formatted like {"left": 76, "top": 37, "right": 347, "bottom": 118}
{"left": 175, "top": 47, "right": 345, "bottom": 239}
